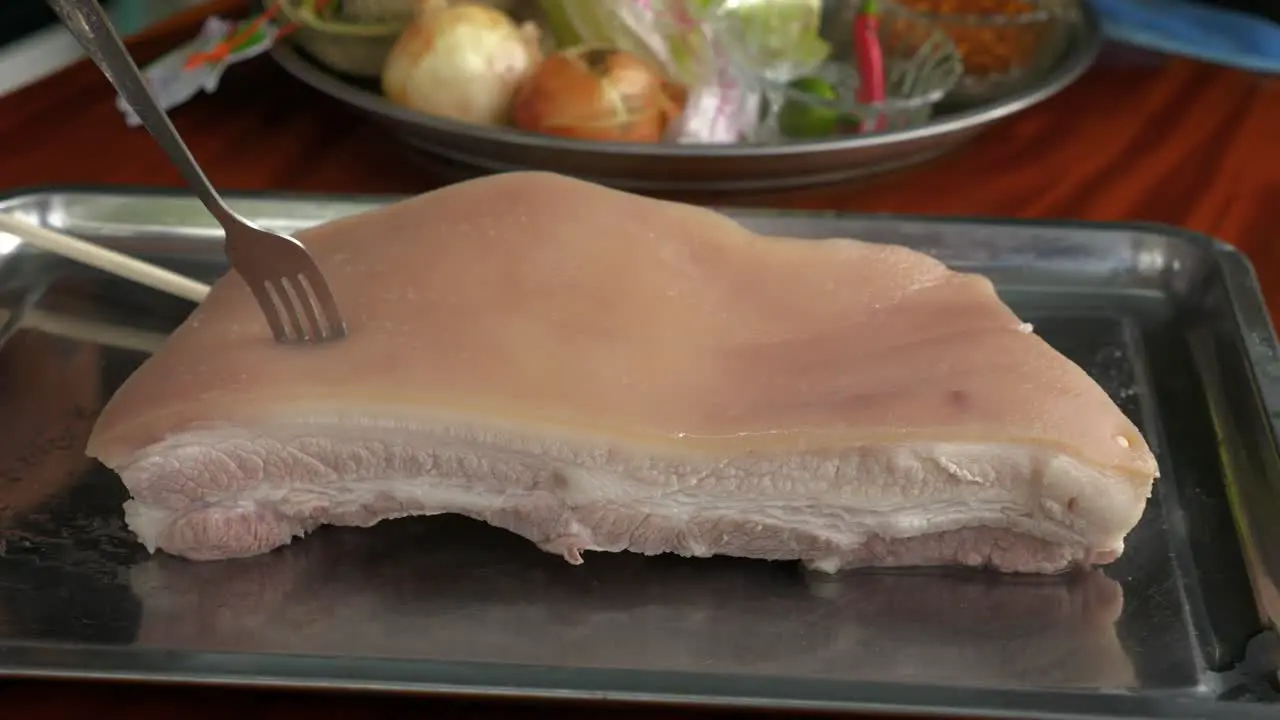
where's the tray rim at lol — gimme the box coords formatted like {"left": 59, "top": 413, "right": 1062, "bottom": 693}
{"left": 1, "top": 644, "right": 1279, "bottom": 720}
{"left": 2, "top": 186, "right": 1280, "bottom": 718}
{"left": 0, "top": 183, "right": 1255, "bottom": 258}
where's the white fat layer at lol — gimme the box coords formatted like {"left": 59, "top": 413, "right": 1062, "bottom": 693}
{"left": 109, "top": 417, "right": 1149, "bottom": 561}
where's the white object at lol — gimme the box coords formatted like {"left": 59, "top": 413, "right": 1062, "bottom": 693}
{"left": 0, "top": 213, "right": 210, "bottom": 303}
{"left": 113, "top": 16, "right": 280, "bottom": 128}
{"left": 381, "top": 0, "right": 543, "bottom": 125}
{"left": 0, "top": 306, "right": 168, "bottom": 354}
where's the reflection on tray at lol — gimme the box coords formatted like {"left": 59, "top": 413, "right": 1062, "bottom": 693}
{"left": 128, "top": 515, "right": 1135, "bottom": 690}
{"left": 0, "top": 313, "right": 144, "bottom": 646}
{"left": 0, "top": 269, "right": 1220, "bottom": 698}
{"left": 0, "top": 328, "right": 104, "bottom": 523}
{"left": 0, "top": 283, "right": 167, "bottom": 528}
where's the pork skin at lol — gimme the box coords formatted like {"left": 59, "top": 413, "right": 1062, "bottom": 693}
{"left": 85, "top": 172, "right": 1159, "bottom": 572}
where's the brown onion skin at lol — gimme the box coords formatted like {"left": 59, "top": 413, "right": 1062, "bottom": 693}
{"left": 511, "top": 47, "right": 683, "bottom": 143}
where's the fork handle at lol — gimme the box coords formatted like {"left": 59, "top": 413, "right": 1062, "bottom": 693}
{"left": 45, "top": 0, "right": 241, "bottom": 230}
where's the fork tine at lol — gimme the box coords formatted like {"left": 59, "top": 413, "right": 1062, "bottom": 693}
{"left": 264, "top": 281, "right": 301, "bottom": 342}
{"left": 53, "top": 0, "right": 348, "bottom": 347}
{"left": 300, "top": 267, "right": 348, "bottom": 340}
{"left": 248, "top": 280, "right": 293, "bottom": 343}
{"left": 286, "top": 273, "right": 325, "bottom": 342}
{"left": 273, "top": 278, "right": 308, "bottom": 342}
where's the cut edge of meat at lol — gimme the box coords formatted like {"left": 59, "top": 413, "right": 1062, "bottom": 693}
{"left": 87, "top": 397, "right": 1160, "bottom": 484}
{"left": 100, "top": 419, "right": 1157, "bottom": 574}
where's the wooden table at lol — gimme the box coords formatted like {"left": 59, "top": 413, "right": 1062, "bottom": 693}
{"left": 1, "top": 1, "right": 1278, "bottom": 717}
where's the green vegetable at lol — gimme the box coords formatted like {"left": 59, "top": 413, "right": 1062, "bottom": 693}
{"left": 697, "top": 0, "right": 829, "bottom": 78}
{"left": 534, "top": 0, "right": 830, "bottom": 86}
{"left": 537, "top": 0, "right": 585, "bottom": 48}
{"left": 777, "top": 76, "right": 840, "bottom": 138}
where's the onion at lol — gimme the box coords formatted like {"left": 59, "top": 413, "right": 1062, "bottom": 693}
{"left": 511, "top": 46, "right": 684, "bottom": 143}
{"left": 381, "top": 0, "right": 543, "bottom": 126}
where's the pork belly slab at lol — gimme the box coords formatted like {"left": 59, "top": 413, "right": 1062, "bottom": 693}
{"left": 85, "top": 172, "right": 1159, "bottom": 572}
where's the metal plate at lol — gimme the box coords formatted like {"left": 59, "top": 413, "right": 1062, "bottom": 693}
{"left": 0, "top": 189, "right": 1279, "bottom": 719}
{"left": 266, "top": 4, "right": 1102, "bottom": 193}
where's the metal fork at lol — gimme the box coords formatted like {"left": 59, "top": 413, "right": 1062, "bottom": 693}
{"left": 46, "top": 0, "right": 348, "bottom": 344}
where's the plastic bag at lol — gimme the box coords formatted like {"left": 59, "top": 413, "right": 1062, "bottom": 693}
{"left": 538, "top": 0, "right": 829, "bottom": 144}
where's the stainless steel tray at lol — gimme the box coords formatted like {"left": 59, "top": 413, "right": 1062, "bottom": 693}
{"left": 267, "top": 2, "right": 1101, "bottom": 193}
{"left": 1, "top": 188, "right": 1279, "bottom": 719}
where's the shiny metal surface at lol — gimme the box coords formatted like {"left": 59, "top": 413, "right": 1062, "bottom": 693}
{"left": 0, "top": 190, "right": 1278, "bottom": 718}
{"left": 266, "top": 3, "right": 1102, "bottom": 192}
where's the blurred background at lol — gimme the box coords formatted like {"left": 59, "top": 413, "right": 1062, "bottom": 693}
{"left": 0, "top": 0, "right": 1275, "bottom": 100}
{"left": 0, "top": 0, "right": 210, "bottom": 95}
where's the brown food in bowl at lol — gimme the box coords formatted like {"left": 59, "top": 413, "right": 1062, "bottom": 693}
{"left": 511, "top": 47, "right": 684, "bottom": 143}
{"left": 892, "top": 0, "right": 1058, "bottom": 78}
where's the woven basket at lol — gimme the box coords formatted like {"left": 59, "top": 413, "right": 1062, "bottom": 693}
{"left": 275, "top": 0, "right": 409, "bottom": 78}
